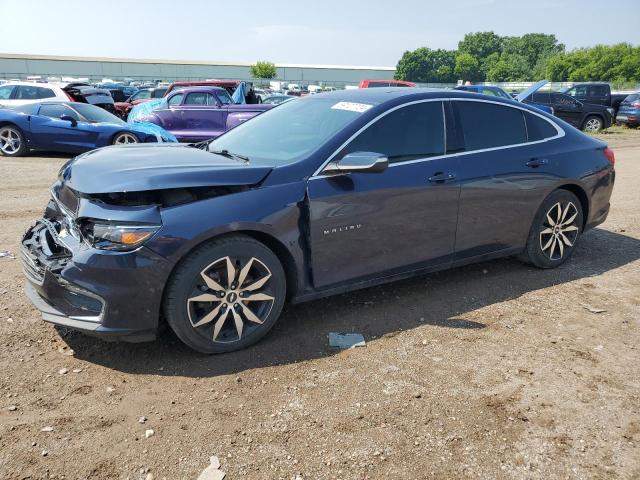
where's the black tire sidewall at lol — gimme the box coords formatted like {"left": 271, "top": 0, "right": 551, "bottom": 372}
{"left": 0, "top": 126, "right": 27, "bottom": 157}
{"left": 523, "top": 190, "right": 583, "bottom": 269}
{"left": 583, "top": 116, "right": 603, "bottom": 132}
{"left": 164, "top": 235, "right": 286, "bottom": 354}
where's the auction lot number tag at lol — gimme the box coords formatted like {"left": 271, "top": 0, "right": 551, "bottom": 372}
{"left": 331, "top": 101, "right": 373, "bottom": 113}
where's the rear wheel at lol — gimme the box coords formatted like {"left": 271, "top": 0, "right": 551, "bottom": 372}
{"left": 112, "top": 132, "right": 139, "bottom": 145}
{"left": 164, "top": 235, "right": 286, "bottom": 354}
{"left": 0, "top": 125, "right": 27, "bottom": 157}
{"left": 582, "top": 116, "right": 603, "bottom": 132}
{"left": 520, "top": 190, "right": 583, "bottom": 269}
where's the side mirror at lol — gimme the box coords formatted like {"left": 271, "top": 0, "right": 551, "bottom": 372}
{"left": 59, "top": 115, "right": 77, "bottom": 127}
{"left": 323, "top": 152, "right": 389, "bottom": 174}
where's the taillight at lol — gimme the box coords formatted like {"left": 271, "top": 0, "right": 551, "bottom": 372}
{"left": 603, "top": 147, "right": 615, "bottom": 166}
{"left": 633, "top": 101, "right": 640, "bottom": 108}
{"left": 65, "top": 92, "right": 75, "bottom": 102}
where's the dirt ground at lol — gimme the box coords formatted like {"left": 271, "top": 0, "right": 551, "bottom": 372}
{"left": 0, "top": 128, "right": 639, "bottom": 480}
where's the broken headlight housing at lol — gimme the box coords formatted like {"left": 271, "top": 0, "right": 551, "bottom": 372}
{"left": 81, "top": 222, "right": 160, "bottom": 251}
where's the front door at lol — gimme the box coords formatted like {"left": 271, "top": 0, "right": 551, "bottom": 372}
{"left": 306, "top": 100, "right": 461, "bottom": 288}
{"left": 30, "top": 104, "right": 95, "bottom": 152}
{"left": 551, "top": 93, "right": 583, "bottom": 128}
{"left": 180, "top": 91, "right": 225, "bottom": 141}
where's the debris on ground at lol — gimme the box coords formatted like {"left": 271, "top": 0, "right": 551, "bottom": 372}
{"left": 145, "top": 429, "right": 155, "bottom": 438}
{"left": 582, "top": 304, "right": 607, "bottom": 314}
{"left": 0, "top": 250, "right": 15, "bottom": 259}
{"left": 328, "top": 332, "right": 366, "bottom": 349}
{"left": 196, "top": 456, "right": 225, "bottom": 480}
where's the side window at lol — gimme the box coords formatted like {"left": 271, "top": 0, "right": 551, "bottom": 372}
{"left": 37, "top": 87, "right": 55, "bottom": 99}
{"left": 216, "top": 92, "right": 233, "bottom": 105}
{"left": 167, "top": 93, "right": 183, "bottom": 106}
{"left": 590, "top": 85, "right": 608, "bottom": 97}
{"left": 39, "top": 104, "right": 77, "bottom": 119}
{"left": 569, "top": 85, "right": 588, "bottom": 97}
{"left": 531, "top": 92, "right": 551, "bottom": 104}
{"left": 454, "top": 101, "right": 526, "bottom": 150}
{"left": 0, "top": 85, "right": 14, "bottom": 100}
{"left": 524, "top": 112, "right": 557, "bottom": 141}
{"left": 184, "top": 92, "right": 209, "bottom": 105}
{"left": 15, "top": 86, "right": 42, "bottom": 100}
{"left": 340, "top": 101, "right": 444, "bottom": 163}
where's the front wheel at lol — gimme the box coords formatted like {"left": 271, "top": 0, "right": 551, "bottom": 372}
{"left": 520, "top": 190, "right": 583, "bottom": 269}
{"left": 582, "top": 116, "right": 603, "bottom": 133}
{"left": 112, "top": 132, "right": 139, "bottom": 145}
{"left": 163, "top": 235, "right": 286, "bottom": 354}
{"left": 0, "top": 125, "right": 27, "bottom": 157}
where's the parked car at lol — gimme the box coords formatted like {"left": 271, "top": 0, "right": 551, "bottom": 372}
{"left": 561, "top": 83, "right": 632, "bottom": 116}
{"left": 0, "top": 81, "right": 71, "bottom": 107}
{"left": 616, "top": 93, "right": 640, "bottom": 127}
{"left": 359, "top": 79, "right": 416, "bottom": 88}
{"left": 164, "top": 80, "right": 262, "bottom": 104}
{"left": 0, "top": 101, "right": 175, "bottom": 157}
{"left": 454, "top": 84, "right": 553, "bottom": 114}
{"left": 138, "top": 86, "right": 272, "bottom": 142}
{"left": 520, "top": 81, "right": 614, "bottom": 132}
{"left": 261, "top": 94, "right": 295, "bottom": 105}
{"left": 114, "top": 87, "right": 168, "bottom": 119}
{"left": 21, "top": 89, "right": 615, "bottom": 353}
{"left": 63, "top": 83, "right": 118, "bottom": 115}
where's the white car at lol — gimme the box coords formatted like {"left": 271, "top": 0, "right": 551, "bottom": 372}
{"left": 0, "top": 81, "right": 70, "bottom": 107}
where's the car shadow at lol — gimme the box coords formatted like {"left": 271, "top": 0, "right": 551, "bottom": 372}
{"left": 63, "top": 228, "right": 640, "bottom": 377}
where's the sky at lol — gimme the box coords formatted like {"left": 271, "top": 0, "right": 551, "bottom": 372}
{"left": 0, "top": 0, "right": 638, "bottom": 67}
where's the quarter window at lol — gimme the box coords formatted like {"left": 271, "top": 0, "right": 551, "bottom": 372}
{"left": 39, "top": 104, "right": 78, "bottom": 120}
{"left": 340, "top": 101, "right": 444, "bottom": 163}
{"left": 167, "top": 93, "right": 183, "bottom": 106}
{"left": 524, "top": 112, "right": 557, "bottom": 141}
{"left": 454, "top": 101, "right": 526, "bottom": 150}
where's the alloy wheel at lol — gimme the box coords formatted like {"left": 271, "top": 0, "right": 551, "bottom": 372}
{"left": 187, "top": 256, "right": 275, "bottom": 343}
{"left": 0, "top": 127, "right": 21, "bottom": 155}
{"left": 584, "top": 118, "right": 602, "bottom": 132}
{"left": 113, "top": 133, "right": 138, "bottom": 145}
{"left": 539, "top": 201, "right": 579, "bottom": 261}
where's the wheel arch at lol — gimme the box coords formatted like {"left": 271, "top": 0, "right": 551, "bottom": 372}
{"left": 581, "top": 113, "right": 604, "bottom": 130}
{"left": 557, "top": 183, "right": 589, "bottom": 230}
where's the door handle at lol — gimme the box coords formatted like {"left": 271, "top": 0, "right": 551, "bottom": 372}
{"left": 526, "top": 158, "right": 549, "bottom": 168}
{"left": 428, "top": 172, "right": 456, "bottom": 183}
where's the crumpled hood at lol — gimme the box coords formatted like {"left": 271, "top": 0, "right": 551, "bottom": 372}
{"left": 60, "top": 144, "right": 273, "bottom": 194}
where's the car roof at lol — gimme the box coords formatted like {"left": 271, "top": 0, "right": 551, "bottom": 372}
{"left": 310, "top": 87, "right": 481, "bottom": 104}
{"left": 1, "top": 81, "right": 63, "bottom": 89}
{"left": 169, "top": 86, "right": 228, "bottom": 94}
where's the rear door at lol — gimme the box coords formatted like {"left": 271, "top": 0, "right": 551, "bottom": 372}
{"left": 154, "top": 92, "right": 185, "bottom": 134}
{"left": 451, "top": 100, "right": 562, "bottom": 258}
{"left": 306, "top": 100, "right": 461, "bottom": 288}
{"left": 551, "top": 93, "right": 583, "bottom": 127}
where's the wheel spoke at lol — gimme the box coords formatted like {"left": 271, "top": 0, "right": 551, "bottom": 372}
{"left": 540, "top": 227, "right": 553, "bottom": 235}
{"left": 242, "top": 272, "right": 272, "bottom": 292}
{"left": 557, "top": 237, "right": 564, "bottom": 257}
{"left": 200, "top": 272, "right": 225, "bottom": 292}
{"left": 546, "top": 212, "right": 556, "bottom": 227}
{"left": 188, "top": 293, "right": 219, "bottom": 303}
{"left": 226, "top": 257, "right": 236, "bottom": 288}
{"left": 237, "top": 258, "right": 255, "bottom": 287}
{"left": 212, "top": 309, "right": 229, "bottom": 340}
{"left": 239, "top": 303, "right": 263, "bottom": 324}
{"left": 562, "top": 211, "right": 577, "bottom": 226}
{"left": 549, "top": 236, "right": 558, "bottom": 258}
{"left": 560, "top": 203, "right": 572, "bottom": 223}
{"left": 242, "top": 292, "right": 274, "bottom": 302}
{"left": 192, "top": 302, "right": 223, "bottom": 328}
{"left": 541, "top": 235, "right": 554, "bottom": 251}
{"left": 231, "top": 308, "right": 244, "bottom": 339}
{"left": 563, "top": 225, "right": 578, "bottom": 233}
{"left": 559, "top": 232, "right": 574, "bottom": 247}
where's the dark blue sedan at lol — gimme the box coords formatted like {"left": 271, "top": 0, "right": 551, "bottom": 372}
{"left": 21, "top": 88, "right": 615, "bottom": 353}
{"left": 0, "top": 101, "right": 175, "bottom": 157}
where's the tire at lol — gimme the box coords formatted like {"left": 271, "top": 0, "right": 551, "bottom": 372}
{"left": 112, "top": 132, "right": 139, "bottom": 145}
{"left": 163, "top": 235, "right": 287, "bottom": 354}
{"left": 582, "top": 115, "right": 603, "bottom": 133}
{"left": 0, "top": 125, "right": 27, "bottom": 157}
{"left": 520, "top": 189, "right": 583, "bottom": 269}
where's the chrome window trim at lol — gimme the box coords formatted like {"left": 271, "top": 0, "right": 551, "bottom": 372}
{"left": 310, "top": 97, "right": 565, "bottom": 178}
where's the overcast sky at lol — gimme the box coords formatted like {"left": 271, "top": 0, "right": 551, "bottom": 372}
{"left": 0, "top": 0, "right": 638, "bottom": 66}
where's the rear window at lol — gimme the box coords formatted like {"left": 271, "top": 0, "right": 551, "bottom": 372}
{"left": 623, "top": 94, "right": 639, "bottom": 103}
{"left": 454, "top": 101, "right": 527, "bottom": 150}
{"left": 524, "top": 112, "right": 557, "bottom": 141}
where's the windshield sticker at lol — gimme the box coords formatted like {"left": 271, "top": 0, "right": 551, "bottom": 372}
{"left": 331, "top": 101, "right": 373, "bottom": 113}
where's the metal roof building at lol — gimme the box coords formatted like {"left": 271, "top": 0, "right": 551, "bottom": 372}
{"left": 0, "top": 53, "right": 396, "bottom": 86}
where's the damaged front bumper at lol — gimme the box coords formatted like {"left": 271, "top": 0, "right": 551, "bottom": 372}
{"left": 21, "top": 191, "right": 173, "bottom": 342}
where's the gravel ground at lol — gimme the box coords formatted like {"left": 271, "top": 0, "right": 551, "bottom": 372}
{"left": 0, "top": 128, "right": 639, "bottom": 480}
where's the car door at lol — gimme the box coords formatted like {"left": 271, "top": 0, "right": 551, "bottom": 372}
{"left": 306, "top": 100, "right": 461, "bottom": 288}
{"left": 180, "top": 92, "right": 225, "bottom": 141}
{"left": 153, "top": 92, "right": 185, "bottom": 134}
{"left": 551, "top": 93, "right": 583, "bottom": 127}
{"left": 451, "top": 99, "right": 562, "bottom": 259}
{"left": 28, "top": 104, "right": 94, "bottom": 152}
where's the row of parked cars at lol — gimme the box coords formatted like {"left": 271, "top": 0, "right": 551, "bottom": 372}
{"left": 0, "top": 77, "right": 637, "bottom": 158}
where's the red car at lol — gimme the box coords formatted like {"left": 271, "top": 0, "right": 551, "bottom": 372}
{"left": 359, "top": 79, "right": 416, "bottom": 88}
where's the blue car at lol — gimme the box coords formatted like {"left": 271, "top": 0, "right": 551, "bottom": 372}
{"left": 616, "top": 93, "right": 640, "bottom": 127}
{"left": 455, "top": 83, "right": 554, "bottom": 115}
{"left": 0, "top": 101, "right": 175, "bottom": 157}
{"left": 21, "top": 89, "right": 615, "bottom": 353}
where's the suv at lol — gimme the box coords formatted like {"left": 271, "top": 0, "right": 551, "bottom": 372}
{"left": 523, "top": 91, "right": 613, "bottom": 132}
{"left": 0, "top": 81, "right": 70, "bottom": 107}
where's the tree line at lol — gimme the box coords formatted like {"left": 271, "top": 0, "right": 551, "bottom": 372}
{"left": 394, "top": 32, "right": 640, "bottom": 85}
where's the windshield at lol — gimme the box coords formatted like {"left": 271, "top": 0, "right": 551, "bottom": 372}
{"left": 71, "top": 103, "right": 124, "bottom": 124}
{"left": 208, "top": 97, "right": 371, "bottom": 165}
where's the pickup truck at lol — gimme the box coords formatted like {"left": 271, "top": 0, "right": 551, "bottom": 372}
{"left": 561, "top": 83, "right": 632, "bottom": 115}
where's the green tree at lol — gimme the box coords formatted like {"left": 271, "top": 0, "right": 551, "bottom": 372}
{"left": 458, "top": 31, "right": 503, "bottom": 60}
{"left": 502, "top": 33, "right": 564, "bottom": 71}
{"left": 486, "top": 54, "right": 531, "bottom": 82}
{"left": 395, "top": 48, "right": 457, "bottom": 83}
{"left": 454, "top": 53, "right": 482, "bottom": 82}
{"left": 250, "top": 61, "right": 277, "bottom": 79}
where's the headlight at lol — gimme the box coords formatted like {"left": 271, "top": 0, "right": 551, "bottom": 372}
{"left": 81, "top": 222, "right": 160, "bottom": 251}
